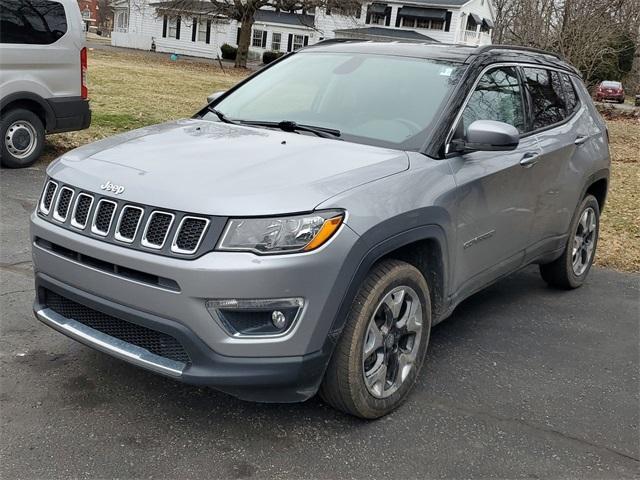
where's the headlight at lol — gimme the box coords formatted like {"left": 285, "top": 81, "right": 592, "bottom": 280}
{"left": 218, "top": 210, "right": 344, "bottom": 254}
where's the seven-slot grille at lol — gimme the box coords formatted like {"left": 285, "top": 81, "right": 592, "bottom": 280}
{"left": 142, "top": 212, "right": 174, "bottom": 249}
{"left": 115, "top": 206, "right": 143, "bottom": 243}
{"left": 53, "top": 187, "right": 74, "bottom": 222}
{"left": 71, "top": 193, "right": 94, "bottom": 229}
{"left": 37, "top": 180, "right": 211, "bottom": 257}
{"left": 40, "top": 180, "right": 58, "bottom": 214}
{"left": 92, "top": 199, "right": 117, "bottom": 236}
{"left": 173, "top": 217, "right": 210, "bottom": 254}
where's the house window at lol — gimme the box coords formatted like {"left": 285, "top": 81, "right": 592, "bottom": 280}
{"left": 116, "top": 11, "right": 128, "bottom": 30}
{"left": 368, "top": 13, "right": 386, "bottom": 25}
{"left": 292, "top": 34, "right": 305, "bottom": 50}
{"left": 271, "top": 32, "right": 281, "bottom": 51}
{"left": 401, "top": 17, "right": 415, "bottom": 28}
{"left": 403, "top": 17, "right": 445, "bottom": 30}
{"left": 168, "top": 17, "right": 178, "bottom": 38}
{"left": 198, "top": 18, "right": 207, "bottom": 42}
{"left": 252, "top": 28, "right": 265, "bottom": 47}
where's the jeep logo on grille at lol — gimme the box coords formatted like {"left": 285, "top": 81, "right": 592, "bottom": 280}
{"left": 100, "top": 180, "right": 125, "bottom": 195}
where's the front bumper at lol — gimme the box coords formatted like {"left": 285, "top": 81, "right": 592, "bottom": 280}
{"left": 34, "top": 275, "right": 328, "bottom": 402}
{"left": 31, "top": 212, "right": 359, "bottom": 401}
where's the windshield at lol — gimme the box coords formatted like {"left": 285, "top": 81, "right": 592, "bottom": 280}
{"left": 204, "top": 51, "right": 462, "bottom": 149}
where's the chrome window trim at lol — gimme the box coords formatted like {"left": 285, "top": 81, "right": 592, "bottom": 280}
{"left": 114, "top": 205, "right": 145, "bottom": 244}
{"left": 444, "top": 62, "right": 583, "bottom": 154}
{"left": 70, "top": 193, "right": 95, "bottom": 230}
{"left": 52, "top": 186, "right": 75, "bottom": 223}
{"left": 90, "top": 199, "right": 118, "bottom": 237}
{"left": 141, "top": 211, "right": 175, "bottom": 250}
{"left": 171, "top": 216, "right": 210, "bottom": 255}
{"left": 39, "top": 180, "right": 58, "bottom": 215}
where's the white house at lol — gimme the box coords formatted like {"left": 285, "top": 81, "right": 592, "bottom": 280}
{"left": 110, "top": 0, "right": 494, "bottom": 60}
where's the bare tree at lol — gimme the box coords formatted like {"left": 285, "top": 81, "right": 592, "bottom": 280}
{"left": 494, "top": 0, "right": 640, "bottom": 84}
{"left": 160, "top": 0, "right": 363, "bottom": 68}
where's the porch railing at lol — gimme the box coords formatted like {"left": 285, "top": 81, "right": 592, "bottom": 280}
{"left": 461, "top": 30, "right": 491, "bottom": 45}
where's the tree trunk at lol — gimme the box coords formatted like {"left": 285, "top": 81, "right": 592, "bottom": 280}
{"left": 235, "top": 14, "right": 255, "bottom": 68}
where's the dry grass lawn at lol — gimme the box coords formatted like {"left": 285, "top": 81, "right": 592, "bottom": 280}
{"left": 41, "top": 48, "right": 247, "bottom": 162}
{"left": 42, "top": 48, "right": 639, "bottom": 271}
{"left": 597, "top": 120, "right": 640, "bottom": 272}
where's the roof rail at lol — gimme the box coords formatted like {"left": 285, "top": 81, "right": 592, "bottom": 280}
{"left": 474, "top": 44, "right": 563, "bottom": 60}
{"left": 314, "top": 38, "right": 368, "bottom": 45}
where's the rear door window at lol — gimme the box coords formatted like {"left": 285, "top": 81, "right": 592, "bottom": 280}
{"left": 0, "top": 0, "right": 67, "bottom": 45}
{"left": 522, "top": 68, "right": 567, "bottom": 130}
{"left": 458, "top": 66, "right": 526, "bottom": 136}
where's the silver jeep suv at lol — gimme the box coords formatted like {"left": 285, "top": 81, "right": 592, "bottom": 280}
{"left": 31, "top": 42, "right": 610, "bottom": 418}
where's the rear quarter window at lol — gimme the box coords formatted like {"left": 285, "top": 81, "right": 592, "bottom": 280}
{"left": 0, "top": 0, "right": 68, "bottom": 45}
{"left": 561, "top": 74, "right": 580, "bottom": 114}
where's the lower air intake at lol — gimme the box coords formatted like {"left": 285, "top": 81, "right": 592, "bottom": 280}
{"left": 44, "top": 289, "right": 191, "bottom": 364}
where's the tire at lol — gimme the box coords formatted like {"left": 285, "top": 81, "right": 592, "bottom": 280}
{"left": 0, "top": 108, "right": 45, "bottom": 168}
{"left": 540, "top": 195, "right": 600, "bottom": 289}
{"left": 320, "top": 259, "right": 431, "bottom": 419}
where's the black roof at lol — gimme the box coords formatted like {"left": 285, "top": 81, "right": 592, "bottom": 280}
{"left": 405, "top": 0, "right": 472, "bottom": 5}
{"left": 306, "top": 41, "right": 580, "bottom": 74}
{"left": 334, "top": 27, "right": 438, "bottom": 42}
{"left": 150, "top": 3, "right": 315, "bottom": 27}
{"left": 254, "top": 10, "right": 314, "bottom": 27}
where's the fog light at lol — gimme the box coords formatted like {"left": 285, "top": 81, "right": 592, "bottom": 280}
{"left": 206, "top": 298, "right": 304, "bottom": 337}
{"left": 272, "top": 310, "right": 287, "bottom": 329}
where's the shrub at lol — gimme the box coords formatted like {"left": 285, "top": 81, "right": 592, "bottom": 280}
{"left": 220, "top": 44, "right": 237, "bottom": 60}
{"left": 262, "top": 50, "right": 285, "bottom": 65}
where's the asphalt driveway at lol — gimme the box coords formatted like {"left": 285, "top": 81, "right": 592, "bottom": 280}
{"left": 1, "top": 165, "right": 638, "bottom": 479}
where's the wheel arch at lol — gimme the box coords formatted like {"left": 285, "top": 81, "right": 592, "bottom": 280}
{"left": 325, "top": 222, "right": 450, "bottom": 341}
{"left": 585, "top": 176, "right": 608, "bottom": 213}
{"left": 0, "top": 92, "right": 55, "bottom": 132}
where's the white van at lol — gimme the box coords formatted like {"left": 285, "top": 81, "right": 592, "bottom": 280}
{"left": 0, "top": 0, "right": 91, "bottom": 168}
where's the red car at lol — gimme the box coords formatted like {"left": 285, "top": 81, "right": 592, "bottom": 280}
{"left": 595, "top": 81, "right": 625, "bottom": 103}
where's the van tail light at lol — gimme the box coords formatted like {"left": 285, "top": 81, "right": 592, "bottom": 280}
{"left": 80, "top": 47, "right": 88, "bottom": 99}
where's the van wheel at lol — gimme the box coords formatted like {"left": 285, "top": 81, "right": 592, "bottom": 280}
{"left": 320, "top": 259, "right": 431, "bottom": 419}
{"left": 0, "top": 108, "right": 45, "bottom": 168}
{"left": 540, "top": 195, "right": 600, "bottom": 289}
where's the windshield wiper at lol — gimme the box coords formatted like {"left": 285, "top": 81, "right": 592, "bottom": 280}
{"left": 206, "top": 111, "right": 341, "bottom": 140}
{"left": 207, "top": 106, "right": 239, "bottom": 125}
{"left": 240, "top": 120, "right": 341, "bottom": 139}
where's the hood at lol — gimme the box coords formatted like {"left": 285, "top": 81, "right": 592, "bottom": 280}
{"left": 49, "top": 119, "right": 409, "bottom": 216}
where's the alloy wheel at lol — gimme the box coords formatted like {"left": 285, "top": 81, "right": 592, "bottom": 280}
{"left": 362, "top": 286, "right": 423, "bottom": 399}
{"left": 572, "top": 207, "right": 597, "bottom": 276}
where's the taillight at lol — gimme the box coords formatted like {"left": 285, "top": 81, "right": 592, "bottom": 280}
{"left": 80, "top": 47, "right": 88, "bottom": 99}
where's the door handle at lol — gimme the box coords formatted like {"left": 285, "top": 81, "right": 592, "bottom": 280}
{"left": 520, "top": 152, "right": 540, "bottom": 168}
{"left": 575, "top": 136, "right": 589, "bottom": 146}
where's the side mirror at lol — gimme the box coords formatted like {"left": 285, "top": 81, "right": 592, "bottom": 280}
{"left": 207, "top": 91, "right": 226, "bottom": 104}
{"left": 452, "top": 120, "right": 520, "bottom": 153}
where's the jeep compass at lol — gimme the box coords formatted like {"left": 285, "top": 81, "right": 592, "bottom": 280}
{"left": 31, "top": 41, "right": 610, "bottom": 418}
